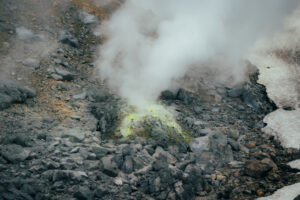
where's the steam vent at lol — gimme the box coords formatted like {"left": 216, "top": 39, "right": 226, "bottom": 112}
{"left": 0, "top": 0, "right": 300, "bottom": 200}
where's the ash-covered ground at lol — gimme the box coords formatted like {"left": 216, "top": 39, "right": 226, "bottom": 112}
{"left": 0, "top": 1, "right": 299, "bottom": 200}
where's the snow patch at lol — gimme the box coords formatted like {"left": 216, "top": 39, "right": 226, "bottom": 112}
{"left": 256, "top": 183, "right": 300, "bottom": 200}
{"left": 288, "top": 159, "right": 300, "bottom": 170}
{"left": 262, "top": 109, "right": 300, "bottom": 149}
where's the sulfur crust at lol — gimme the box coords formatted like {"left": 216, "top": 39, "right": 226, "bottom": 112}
{"left": 119, "top": 104, "right": 183, "bottom": 137}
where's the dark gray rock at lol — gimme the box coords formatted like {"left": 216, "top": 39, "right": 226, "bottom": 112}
{"left": 37, "top": 133, "right": 47, "bottom": 140}
{"left": 1, "top": 144, "right": 30, "bottom": 163}
{"left": 146, "top": 117, "right": 185, "bottom": 148}
{"left": 227, "top": 87, "right": 244, "bottom": 98}
{"left": 74, "top": 186, "right": 92, "bottom": 200}
{"left": 242, "top": 90, "right": 262, "bottom": 111}
{"left": 59, "top": 31, "right": 79, "bottom": 48}
{"left": 79, "top": 148, "right": 89, "bottom": 159}
{"left": 0, "top": 93, "right": 12, "bottom": 110}
{"left": 0, "top": 82, "right": 36, "bottom": 110}
{"left": 152, "top": 159, "right": 168, "bottom": 171}
{"left": 54, "top": 67, "right": 74, "bottom": 81}
{"left": 94, "top": 186, "right": 108, "bottom": 198}
{"left": 52, "top": 170, "right": 88, "bottom": 182}
{"left": 61, "top": 128, "right": 85, "bottom": 142}
{"left": 244, "top": 160, "right": 272, "bottom": 178}
{"left": 189, "top": 136, "right": 210, "bottom": 153}
{"left": 100, "top": 155, "right": 119, "bottom": 177}
{"left": 209, "top": 132, "right": 233, "bottom": 163}
{"left": 132, "top": 149, "right": 154, "bottom": 170}
{"left": 160, "top": 90, "right": 176, "bottom": 100}
{"left": 193, "top": 106, "right": 202, "bottom": 114}
{"left": 56, "top": 83, "right": 69, "bottom": 91}
{"left": 149, "top": 177, "right": 161, "bottom": 193}
{"left": 122, "top": 156, "right": 134, "bottom": 174}
{"left": 153, "top": 146, "right": 177, "bottom": 164}
{"left": 91, "top": 146, "right": 110, "bottom": 159}
{"left": 13, "top": 134, "right": 31, "bottom": 147}
{"left": 112, "top": 154, "right": 124, "bottom": 168}
{"left": 90, "top": 102, "right": 119, "bottom": 135}
{"left": 1, "top": 134, "right": 31, "bottom": 147}
{"left": 86, "top": 86, "right": 109, "bottom": 102}
{"left": 176, "top": 88, "right": 193, "bottom": 104}
{"left": 197, "top": 128, "right": 214, "bottom": 136}
{"left": 45, "top": 161, "right": 60, "bottom": 169}
{"left": 228, "top": 138, "right": 240, "bottom": 151}
{"left": 294, "top": 195, "right": 300, "bottom": 200}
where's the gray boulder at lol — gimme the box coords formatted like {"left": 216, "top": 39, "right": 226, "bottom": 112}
{"left": 0, "top": 82, "right": 36, "bottom": 110}
{"left": 22, "top": 58, "right": 40, "bottom": 69}
{"left": 189, "top": 136, "right": 210, "bottom": 153}
{"left": 54, "top": 67, "right": 74, "bottom": 81}
{"left": 1, "top": 144, "right": 31, "bottom": 163}
{"left": 59, "top": 31, "right": 79, "bottom": 48}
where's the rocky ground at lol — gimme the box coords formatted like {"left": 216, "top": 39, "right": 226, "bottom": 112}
{"left": 0, "top": 1, "right": 299, "bottom": 200}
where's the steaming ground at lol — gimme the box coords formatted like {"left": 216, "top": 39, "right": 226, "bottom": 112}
{"left": 96, "top": 0, "right": 299, "bottom": 107}
{"left": 0, "top": 0, "right": 299, "bottom": 200}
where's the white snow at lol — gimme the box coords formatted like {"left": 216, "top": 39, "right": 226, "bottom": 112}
{"left": 256, "top": 183, "right": 300, "bottom": 200}
{"left": 249, "top": 5, "right": 300, "bottom": 200}
{"left": 288, "top": 159, "right": 300, "bottom": 170}
{"left": 262, "top": 109, "right": 300, "bottom": 149}
{"left": 249, "top": 6, "right": 300, "bottom": 149}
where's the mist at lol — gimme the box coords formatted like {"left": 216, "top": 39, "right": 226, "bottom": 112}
{"left": 96, "top": 0, "right": 299, "bottom": 107}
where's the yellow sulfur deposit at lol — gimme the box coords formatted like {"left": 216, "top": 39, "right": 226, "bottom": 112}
{"left": 119, "top": 104, "right": 183, "bottom": 137}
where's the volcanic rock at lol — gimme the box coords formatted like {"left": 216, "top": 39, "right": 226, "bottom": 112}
{"left": 132, "top": 149, "right": 154, "bottom": 170}
{"left": 1, "top": 144, "right": 31, "bottom": 163}
{"left": 153, "top": 146, "right": 177, "bottom": 164}
{"left": 73, "top": 91, "right": 86, "bottom": 100}
{"left": 74, "top": 186, "right": 92, "bottom": 200}
{"left": 86, "top": 86, "right": 110, "bottom": 102}
{"left": 99, "top": 155, "right": 119, "bottom": 177}
{"left": 51, "top": 73, "right": 63, "bottom": 81}
{"left": 61, "top": 128, "right": 85, "bottom": 142}
{"left": 242, "top": 90, "right": 262, "bottom": 111}
{"left": 22, "top": 58, "right": 40, "bottom": 69}
{"left": 227, "top": 138, "right": 240, "bottom": 151}
{"left": 59, "top": 31, "right": 79, "bottom": 48}
{"left": 94, "top": 186, "right": 109, "bottom": 198}
{"left": 147, "top": 117, "right": 185, "bottom": 148}
{"left": 0, "top": 82, "right": 36, "bottom": 110}
{"left": 122, "top": 156, "right": 134, "bottom": 173}
{"left": 189, "top": 136, "right": 210, "bottom": 153}
{"left": 91, "top": 146, "right": 110, "bottom": 159}
{"left": 244, "top": 160, "right": 273, "bottom": 178}
{"left": 227, "top": 87, "right": 244, "bottom": 98}
{"left": 177, "top": 88, "right": 194, "bottom": 104}
{"left": 90, "top": 102, "right": 119, "bottom": 135}
{"left": 160, "top": 90, "right": 176, "bottom": 100}
{"left": 79, "top": 10, "right": 98, "bottom": 24}
{"left": 52, "top": 170, "right": 88, "bottom": 182}
{"left": 54, "top": 67, "right": 74, "bottom": 81}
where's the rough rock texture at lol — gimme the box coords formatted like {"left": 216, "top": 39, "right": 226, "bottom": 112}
{"left": 0, "top": 1, "right": 299, "bottom": 200}
{"left": 0, "top": 82, "right": 36, "bottom": 110}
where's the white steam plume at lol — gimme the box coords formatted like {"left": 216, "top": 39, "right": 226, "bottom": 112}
{"left": 96, "top": 0, "right": 298, "bottom": 107}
